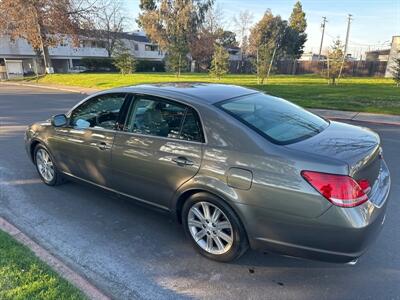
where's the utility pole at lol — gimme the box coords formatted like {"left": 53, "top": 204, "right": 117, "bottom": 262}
{"left": 338, "top": 14, "right": 353, "bottom": 79}
{"left": 318, "top": 17, "right": 327, "bottom": 60}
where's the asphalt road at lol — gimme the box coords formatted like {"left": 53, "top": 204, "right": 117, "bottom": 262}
{"left": 1, "top": 84, "right": 399, "bottom": 300}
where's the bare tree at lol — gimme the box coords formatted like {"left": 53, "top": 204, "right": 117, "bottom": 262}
{"left": 94, "top": 0, "right": 126, "bottom": 57}
{"left": 204, "top": 4, "right": 225, "bottom": 34}
{"left": 233, "top": 10, "right": 253, "bottom": 70}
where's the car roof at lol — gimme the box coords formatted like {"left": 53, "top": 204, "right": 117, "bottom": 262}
{"left": 103, "top": 83, "right": 258, "bottom": 105}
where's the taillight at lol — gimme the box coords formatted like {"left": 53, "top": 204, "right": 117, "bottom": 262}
{"left": 301, "top": 171, "right": 370, "bottom": 208}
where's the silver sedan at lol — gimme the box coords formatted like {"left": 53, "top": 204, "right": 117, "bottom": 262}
{"left": 25, "top": 83, "right": 391, "bottom": 263}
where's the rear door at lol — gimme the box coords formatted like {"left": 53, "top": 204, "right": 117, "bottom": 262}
{"left": 50, "top": 93, "right": 129, "bottom": 187}
{"left": 111, "top": 94, "right": 204, "bottom": 209}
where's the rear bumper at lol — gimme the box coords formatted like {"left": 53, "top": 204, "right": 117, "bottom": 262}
{"left": 236, "top": 160, "right": 391, "bottom": 263}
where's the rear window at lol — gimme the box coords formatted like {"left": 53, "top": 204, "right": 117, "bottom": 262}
{"left": 217, "top": 93, "right": 329, "bottom": 145}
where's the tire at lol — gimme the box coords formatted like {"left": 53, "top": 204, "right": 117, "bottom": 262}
{"left": 34, "top": 144, "right": 64, "bottom": 186}
{"left": 182, "top": 192, "right": 249, "bottom": 262}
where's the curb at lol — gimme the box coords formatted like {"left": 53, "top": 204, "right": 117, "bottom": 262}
{"left": 310, "top": 109, "right": 400, "bottom": 126}
{"left": 0, "top": 81, "right": 97, "bottom": 95}
{"left": 0, "top": 217, "right": 110, "bottom": 300}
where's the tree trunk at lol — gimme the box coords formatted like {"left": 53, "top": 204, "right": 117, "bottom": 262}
{"left": 292, "top": 58, "right": 297, "bottom": 75}
{"left": 42, "top": 45, "right": 53, "bottom": 70}
{"left": 265, "top": 46, "right": 277, "bottom": 84}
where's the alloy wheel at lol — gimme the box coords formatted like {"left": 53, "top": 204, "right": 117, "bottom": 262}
{"left": 36, "top": 149, "right": 55, "bottom": 182}
{"left": 187, "top": 201, "right": 234, "bottom": 255}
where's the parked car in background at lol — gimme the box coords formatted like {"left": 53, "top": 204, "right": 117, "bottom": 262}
{"left": 25, "top": 83, "right": 391, "bottom": 262}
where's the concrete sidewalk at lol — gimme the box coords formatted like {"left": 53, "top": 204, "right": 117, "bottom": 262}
{"left": 2, "top": 81, "right": 400, "bottom": 126}
{"left": 310, "top": 109, "right": 400, "bottom": 126}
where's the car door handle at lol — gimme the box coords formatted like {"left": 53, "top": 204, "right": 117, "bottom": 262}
{"left": 98, "top": 142, "right": 111, "bottom": 151}
{"left": 172, "top": 156, "right": 194, "bottom": 166}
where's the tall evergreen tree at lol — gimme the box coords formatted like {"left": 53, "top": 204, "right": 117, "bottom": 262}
{"left": 289, "top": 1, "right": 307, "bottom": 59}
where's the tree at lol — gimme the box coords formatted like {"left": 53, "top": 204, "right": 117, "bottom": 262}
{"left": 165, "top": 44, "right": 188, "bottom": 75}
{"left": 0, "top": 0, "right": 96, "bottom": 72}
{"left": 138, "top": 0, "right": 214, "bottom": 77}
{"left": 233, "top": 10, "right": 253, "bottom": 70}
{"left": 219, "top": 31, "right": 238, "bottom": 48}
{"left": 94, "top": 0, "right": 126, "bottom": 57}
{"left": 326, "top": 39, "right": 344, "bottom": 85}
{"left": 254, "top": 43, "right": 271, "bottom": 84}
{"left": 288, "top": 1, "right": 307, "bottom": 74}
{"left": 209, "top": 43, "right": 229, "bottom": 79}
{"left": 249, "top": 10, "right": 288, "bottom": 82}
{"left": 190, "top": 29, "right": 218, "bottom": 71}
{"left": 249, "top": 10, "right": 287, "bottom": 56}
{"left": 189, "top": 5, "right": 224, "bottom": 72}
{"left": 391, "top": 51, "right": 400, "bottom": 87}
{"left": 113, "top": 43, "right": 136, "bottom": 74}
{"left": 289, "top": 1, "right": 307, "bottom": 33}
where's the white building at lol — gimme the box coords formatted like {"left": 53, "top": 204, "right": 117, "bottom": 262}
{"left": 385, "top": 36, "right": 400, "bottom": 78}
{"left": 0, "top": 31, "right": 164, "bottom": 79}
{"left": 298, "top": 52, "right": 326, "bottom": 61}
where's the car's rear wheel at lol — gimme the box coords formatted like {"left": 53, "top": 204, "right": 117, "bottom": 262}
{"left": 182, "top": 192, "right": 248, "bottom": 262}
{"left": 34, "top": 144, "right": 64, "bottom": 186}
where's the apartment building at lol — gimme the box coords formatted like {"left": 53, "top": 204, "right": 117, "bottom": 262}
{"left": 0, "top": 31, "right": 164, "bottom": 79}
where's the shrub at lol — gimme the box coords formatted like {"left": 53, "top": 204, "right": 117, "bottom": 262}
{"left": 135, "top": 60, "right": 165, "bottom": 72}
{"left": 81, "top": 58, "right": 116, "bottom": 72}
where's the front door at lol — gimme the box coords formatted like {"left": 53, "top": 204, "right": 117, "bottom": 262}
{"left": 49, "top": 93, "right": 128, "bottom": 187}
{"left": 112, "top": 95, "right": 204, "bottom": 209}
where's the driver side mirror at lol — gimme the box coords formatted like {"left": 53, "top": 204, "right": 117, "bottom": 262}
{"left": 51, "top": 114, "right": 68, "bottom": 127}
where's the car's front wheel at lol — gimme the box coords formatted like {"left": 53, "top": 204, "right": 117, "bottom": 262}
{"left": 34, "top": 144, "right": 64, "bottom": 186}
{"left": 182, "top": 192, "right": 248, "bottom": 262}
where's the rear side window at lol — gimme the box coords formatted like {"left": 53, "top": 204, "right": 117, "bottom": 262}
{"left": 180, "top": 108, "right": 204, "bottom": 142}
{"left": 217, "top": 93, "right": 329, "bottom": 145}
{"left": 125, "top": 97, "right": 204, "bottom": 142}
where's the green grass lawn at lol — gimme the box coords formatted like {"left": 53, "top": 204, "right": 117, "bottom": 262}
{"left": 0, "top": 230, "right": 85, "bottom": 300}
{"left": 30, "top": 73, "right": 400, "bottom": 115}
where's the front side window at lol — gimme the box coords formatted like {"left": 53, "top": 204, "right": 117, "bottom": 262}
{"left": 125, "top": 97, "right": 203, "bottom": 142}
{"left": 217, "top": 93, "right": 329, "bottom": 145}
{"left": 70, "top": 93, "right": 126, "bottom": 130}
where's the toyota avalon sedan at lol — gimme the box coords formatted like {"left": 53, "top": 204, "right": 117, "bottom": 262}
{"left": 25, "top": 83, "right": 391, "bottom": 263}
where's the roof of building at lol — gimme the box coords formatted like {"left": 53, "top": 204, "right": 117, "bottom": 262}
{"left": 120, "top": 32, "right": 150, "bottom": 43}
{"left": 103, "top": 83, "right": 258, "bottom": 105}
{"left": 366, "top": 49, "right": 391, "bottom": 55}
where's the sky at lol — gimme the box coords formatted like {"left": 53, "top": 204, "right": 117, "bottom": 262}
{"left": 123, "top": 0, "right": 400, "bottom": 57}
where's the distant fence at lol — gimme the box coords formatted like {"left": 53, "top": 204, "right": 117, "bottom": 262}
{"left": 277, "top": 60, "right": 388, "bottom": 77}
{"left": 228, "top": 60, "right": 388, "bottom": 77}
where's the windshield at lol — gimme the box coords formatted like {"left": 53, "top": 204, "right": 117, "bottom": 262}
{"left": 217, "top": 93, "right": 329, "bottom": 145}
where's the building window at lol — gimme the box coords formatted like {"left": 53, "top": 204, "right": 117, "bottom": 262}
{"left": 145, "top": 44, "right": 158, "bottom": 51}
{"left": 134, "top": 44, "right": 139, "bottom": 51}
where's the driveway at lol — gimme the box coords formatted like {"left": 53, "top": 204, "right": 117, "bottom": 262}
{"left": 1, "top": 84, "right": 399, "bottom": 299}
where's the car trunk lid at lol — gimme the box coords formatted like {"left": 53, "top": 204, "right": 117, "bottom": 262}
{"left": 286, "top": 121, "right": 382, "bottom": 196}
